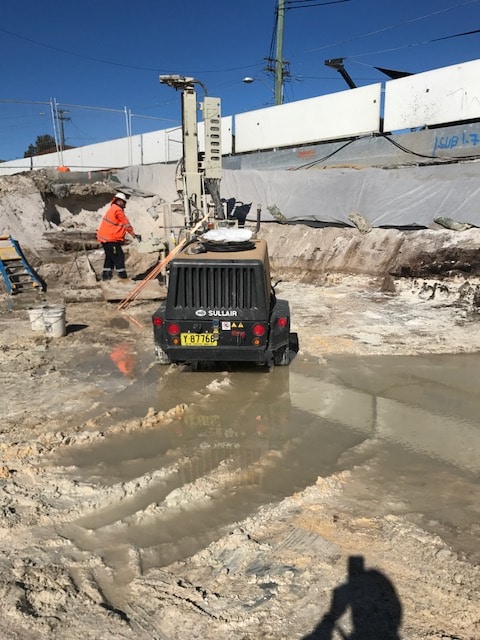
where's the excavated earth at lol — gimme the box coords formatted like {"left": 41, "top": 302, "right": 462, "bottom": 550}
{"left": 0, "top": 171, "right": 479, "bottom": 639}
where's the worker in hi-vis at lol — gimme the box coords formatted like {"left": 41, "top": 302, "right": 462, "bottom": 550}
{"left": 96, "top": 192, "right": 138, "bottom": 281}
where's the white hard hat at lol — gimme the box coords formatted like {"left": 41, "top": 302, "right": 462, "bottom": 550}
{"left": 113, "top": 192, "right": 127, "bottom": 202}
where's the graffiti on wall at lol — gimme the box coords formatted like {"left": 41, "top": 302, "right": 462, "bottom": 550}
{"left": 433, "top": 131, "right": 480, "bottom": 153}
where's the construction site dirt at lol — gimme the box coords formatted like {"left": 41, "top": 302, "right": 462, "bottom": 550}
{"left": 0, "top": 172, "right": 479, "bottom": 640}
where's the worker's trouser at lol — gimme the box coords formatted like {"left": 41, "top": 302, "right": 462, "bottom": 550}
{"left": 101, "top": 241, "right": 128, "bottom": 280}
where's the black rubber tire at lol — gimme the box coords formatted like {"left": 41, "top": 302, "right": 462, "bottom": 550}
{"left": 154, "top": 346, "right": 170, "bottom": 365}
{"left": 273, "top": 345, "right": 290, "bottom": 366}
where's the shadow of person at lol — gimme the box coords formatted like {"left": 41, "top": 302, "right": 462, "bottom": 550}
{"left": 302, "top": 555, "right": 402, "bottom": 640}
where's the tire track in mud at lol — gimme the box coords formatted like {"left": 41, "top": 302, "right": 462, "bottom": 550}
{"left": 7, "top": 352, "right": 478, "bottom": 640}
{"left": 49, "top": 364, "right": 364, "bottom": 583}
{"left": 2, "top": 350, "right": 480, "bottom": 638}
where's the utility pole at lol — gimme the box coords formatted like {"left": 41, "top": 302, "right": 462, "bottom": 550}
{"left": 264, "top": 1, "right": 289, "bottom": 105}
{"left": 275, "top": 0, "right": 286, "bottom": 105}
{"left": 56, "top": 109, "right": 70, "bottom": 151}
{"left": 268, "top": 0, "right": 348, "bottom": 104}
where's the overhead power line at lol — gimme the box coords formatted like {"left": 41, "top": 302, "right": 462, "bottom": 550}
{"left": 349, "top": 26, "right": 480, "bottom": 59}
{"left": 291, "top": 0, "right": 480, "bottom": 58}
{"left": 0, "top": 26, "right": 262, "bottom": 76}
{"left": 286, "top": 0, "right": 351, "bottom": 8}
{"left": 0, "top": 27, "right": 162, "bottom": 72}
{"left": 432, "top": 27, "right": 480, "bottom": 42}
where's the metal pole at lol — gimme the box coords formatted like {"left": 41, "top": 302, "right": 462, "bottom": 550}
{"left": 58, "top": 110, "right": 66, "bottom": 150}
{"left": 124, "top": 106, "right": 132, "bottom": 166}
{"left": 49, "top": 98, "right": 60, "bottom": 157}
{"left": 52, "top": 98, "right": 63, "bottom": 166}
{"left": 275, "top": 0, "right": 285, "bottom": 105}
{"left": 124, "top": 105, "right": 130, "bottom": 137}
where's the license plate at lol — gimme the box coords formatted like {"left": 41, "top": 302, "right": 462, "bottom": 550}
{"left": 183, "top": 414, "right": 221, "bottom": 427}
{"left": 180, "top": 332, "right": 218, "bottom": 346}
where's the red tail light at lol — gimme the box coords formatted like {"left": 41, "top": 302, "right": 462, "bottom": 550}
{"left": 153, "top": 317, "right": 163, "bottom": 326}
{"left": 252, "top": 324, "right": 266, "bottom": 337}
{"left": 277, "top": 316, "right": 288, "bottom": 328}
{"left": 167, "top": 322, "right": 180, "bottom": 336}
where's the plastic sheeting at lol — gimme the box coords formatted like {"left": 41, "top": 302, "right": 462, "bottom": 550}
{"left": 114, "top": 164, "right": 178, "bottom": 200}
{"left": 115, "top": 162, "right": 480, "bottom": 228}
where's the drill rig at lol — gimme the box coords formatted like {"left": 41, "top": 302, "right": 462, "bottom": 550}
{"left": 152, "top": 77, "right": 291, "bottom": 369}
{"left": 160, "top": 75, "right": 225, "bottom": 229}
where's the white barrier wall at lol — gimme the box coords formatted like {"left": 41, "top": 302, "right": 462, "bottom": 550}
{"left": 384, "top": 59, "right": 480, "bottom": 131}
{"left": 0, "top": 115, "right": 234, "bottom": 175}
{"left": 141, "top": 117, "right": 233, "bottom": 165}
{"left": 234, "top": 84, "right": 382, "bottom": 153}
{"left": 0, "top": 138, "right": 139, "bottom": 174}
{"left": 59, "top": 137, "right": 139, "bottom": 170}
{"left": 2, "top": 59, "right": 480, "bottom": 175}
{"left": 0, "top": 158, "right": 26, "bottom": 174}
{"left": 141, "top": 127, "right": 183, "bottom": 165}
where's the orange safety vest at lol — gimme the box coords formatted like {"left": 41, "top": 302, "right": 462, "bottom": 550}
{"left": 96, "top": 202, "right": 134, "bottom": 243}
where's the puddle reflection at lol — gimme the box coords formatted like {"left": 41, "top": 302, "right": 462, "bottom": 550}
{"left": 57, "top": 353, "right": 480, "bottom": 568}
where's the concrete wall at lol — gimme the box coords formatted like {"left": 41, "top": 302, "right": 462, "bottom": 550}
{"left": 223, "top": 121, "right": 480, "bottom": 170}
{"left": 234, "top": 84, "right": 382, "bottom": 152}
{"left": 384, "top": 59, "right": 480, "bottom": 131}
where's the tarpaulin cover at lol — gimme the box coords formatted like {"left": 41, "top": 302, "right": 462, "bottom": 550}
{"left": 115, "top": 162, "right": 480, "bottom": 228}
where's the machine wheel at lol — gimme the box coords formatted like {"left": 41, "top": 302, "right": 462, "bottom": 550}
{"left": 155, "top": 345, "right": 170, "bottom": 365}
{"left": 273, "top": 345, "right": 290, "bottom": 366}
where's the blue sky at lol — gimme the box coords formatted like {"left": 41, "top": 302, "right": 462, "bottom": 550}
{"left": 1, "top": 0, "right": 479, "bottom": 160}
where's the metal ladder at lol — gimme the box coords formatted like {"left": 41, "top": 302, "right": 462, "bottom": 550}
{"left": 0, "top": 235, "right": 46, "bottom": 294}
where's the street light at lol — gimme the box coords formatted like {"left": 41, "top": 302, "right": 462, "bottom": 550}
{"left": 242, "top": 77, "right": 275, "bottom": 103}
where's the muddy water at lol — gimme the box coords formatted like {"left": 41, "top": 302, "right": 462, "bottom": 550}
{"left": 58, "top": 353, "right": 480, "bottom": 570}
{"left": 296, "top": 354, "right": 480, "bottom": 561}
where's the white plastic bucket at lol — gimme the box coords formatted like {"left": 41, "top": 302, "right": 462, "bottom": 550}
{"left": 27, "top": 306, "right": 46, "bottom": 331}
{"left": 43, "top": 305, "right": 66, "bottom": 338}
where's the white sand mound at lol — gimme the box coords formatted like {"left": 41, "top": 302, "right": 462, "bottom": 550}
{"left": 0, "top": 174, "right": 50, "bottom": 251}
{"left": 0, "top": 173, "right": 164, "bottom": 254}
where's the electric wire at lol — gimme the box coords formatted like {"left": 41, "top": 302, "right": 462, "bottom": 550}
{"left": 291, "top": 133, "right": 480, "bottom": 170}
{"left": 431, "top": 27, "right": 480, "bottom": 42}
{"left": 4, "top": 131, "right": 480, "bottom": 173}
{"left": 266, "top": 0, "right": 350, "bottom": 87}
{"left": 2, "top": 1, "right": 480, "bottom": 160}
{"left": 291, "top": 0, "right": 480, "bottom": 58}
{"left": 268, "top": 4, "right": 278, "bottom": 70}
{"left": 263, "top": 0, "right": 479, "bottom": 98}
{"left": 286, "top": 0, "right": 344, "bottom": 3}
{"left": 286, "top": 0, "right": 351, "bottom": 8}
{"left": 1, "top": 1, "right": 477, "bottom": 78}
{"left": 381, "top": 134, "right": 480, "bottom": 162}
{"left": 348, "top": 28, "right": 480, "bottom": 60}
{"left": 0, "top": 27, "right": 162, "bottom": 72}
{"left": 0, "top": 26, "right": 263, "bottom": 76}
{"left": 291, "top": 138, "right": 357, "bottom": 169}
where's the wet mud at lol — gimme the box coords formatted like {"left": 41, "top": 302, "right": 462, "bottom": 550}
{"left": 0, "top": 274, "right": 479, "bottom": 639}
{"left": 53, "top": 353, "right": 480, "bottom": 571}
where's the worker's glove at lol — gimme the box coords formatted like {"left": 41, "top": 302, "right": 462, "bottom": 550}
{"left": 135, "top": 234, "right": 142, "bottom": 242}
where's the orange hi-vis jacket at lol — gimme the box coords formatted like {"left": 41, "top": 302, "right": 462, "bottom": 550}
{"left": 96, "top": 202, "right": 134, "bottom": 243}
